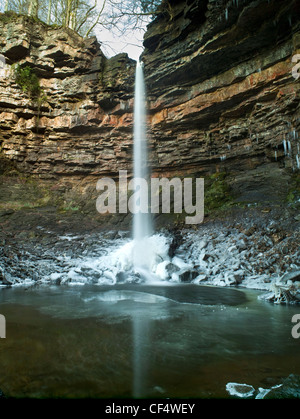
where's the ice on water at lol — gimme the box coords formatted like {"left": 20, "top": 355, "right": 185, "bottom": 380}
{"left": 42, "top": 233, "right": 174, "bottom": 286}
{"left": 83, "top": 289, "right": 170, "bottom": 304}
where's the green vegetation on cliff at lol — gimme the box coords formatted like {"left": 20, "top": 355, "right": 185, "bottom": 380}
{"left": 13, "top": 65, "right": 41, "bottom": 98}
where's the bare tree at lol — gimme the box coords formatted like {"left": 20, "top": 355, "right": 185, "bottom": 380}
{"left": 0, "top": 0, "right": 163, "bottom": 43}
{"left": 84, "top": 0, "right": 106, "bottom": 36}
{"left": 1, "top": 0, "right": 29, "bottom": 14}
{"left": 27, "top": 0, "right": 38, "bottom": 17}
{"left": 46, "top": 0, "right": 51, "bottom": 23}
{"left": 103, "top": 0, "right": 161, "bottom": 34}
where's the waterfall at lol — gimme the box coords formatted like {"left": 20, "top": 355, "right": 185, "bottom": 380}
{"left": 132, "top": 60, "right": 153, "bottom": 271}
{"left": 132, "top": 60, "right": 153, "bottom": 397}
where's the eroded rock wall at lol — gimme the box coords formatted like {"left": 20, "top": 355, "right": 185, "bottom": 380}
{"left": 0, "top": 0, "right": 299, "bottom": 208}
{"left": 143, "top": 0, "right": 300, "bottom": 203}
{"left": 0, "top": 13, "right": 136, "bottom": 186}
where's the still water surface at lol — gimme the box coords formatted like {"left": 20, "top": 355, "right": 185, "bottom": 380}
{"left": 0, "top": 284, "right": 299, "bottom": 398}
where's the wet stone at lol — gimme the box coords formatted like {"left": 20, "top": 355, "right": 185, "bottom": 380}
{"left": 263, "top": 374, "right": 300, "bottom": 399}
{"left": 178, "top": 270, "right": 199, "bottom": 283}
{"left": 165, "top": 262, "right": 180, "bottom": 276}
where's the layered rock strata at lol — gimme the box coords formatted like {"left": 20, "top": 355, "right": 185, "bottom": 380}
{"left": 142, "top": 0, "right": 300, "bottom": 202}
{"left": 0, "top": 13, "right": 136, "bottom": 185}
{"left": 0, "top": 0, "right": 299, "bottom": 208}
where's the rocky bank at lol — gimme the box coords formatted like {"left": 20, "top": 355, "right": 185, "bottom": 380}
{"left": 0, "top": 205, "right": 299, "bottom": 299}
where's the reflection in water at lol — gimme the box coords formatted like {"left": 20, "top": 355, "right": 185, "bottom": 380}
{"left": 133, "top": 316, "right": 150, "bottom": 398}
{"left": 0, "top": 284, "right": 299, "bottom": 398}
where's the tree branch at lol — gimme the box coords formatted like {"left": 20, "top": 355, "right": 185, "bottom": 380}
{"left": 85, "top": 0, "right": 106, "bottom": 37}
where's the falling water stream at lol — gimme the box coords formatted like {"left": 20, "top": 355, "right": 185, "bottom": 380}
{"left": 133, "top": 61, "right": 152, "bottom": 242}
{"left": 132, "top": 61, "right": 153, "bottom": 278}
{"left": 132, "top": 60, "right": 153, "bottom": 398}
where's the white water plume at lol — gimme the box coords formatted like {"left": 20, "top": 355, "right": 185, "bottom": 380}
{"left": 132, "top": 60, "right": 155, "bottom": 274}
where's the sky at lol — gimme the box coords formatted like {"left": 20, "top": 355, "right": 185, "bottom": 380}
{"left": 92, "top": 0, "right": 151, "bottom": 61}
{"left": 95, "top": 26, "right": 146, "bottom": 61}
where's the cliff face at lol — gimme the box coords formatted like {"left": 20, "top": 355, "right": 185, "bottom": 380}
{"left": 0, "top": 0, "right": 299, "bottom": 211}
{"left": 0, "top": 13, "right": 135, "bottom": 183}
{"left": 143, "top": 0, "right": 300, "bottom": 203}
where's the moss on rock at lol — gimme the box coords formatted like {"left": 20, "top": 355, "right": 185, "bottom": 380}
{"left": 204, "top": 171, "right": 233, "bottom": 213}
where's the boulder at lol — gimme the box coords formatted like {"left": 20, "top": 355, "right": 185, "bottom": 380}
{"left": 178, "top": 269, "right": 199, "bottom": 283}
{"left": 280, "top": 271, "right": 300, "bottom": 284}
{"left": 263, "top": 374, "right": 300, "bottom": 399}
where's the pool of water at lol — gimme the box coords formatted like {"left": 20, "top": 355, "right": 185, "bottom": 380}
{"left": 0, "top": 283, "right": 299, "bottom": 398}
